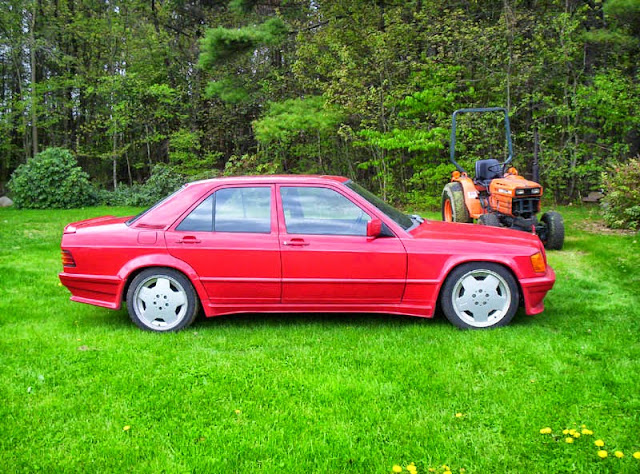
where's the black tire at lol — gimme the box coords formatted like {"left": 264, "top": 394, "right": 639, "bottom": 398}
{"left": 478, "top": 213, "right": 501, "bottom": 227}
{"left": 541, "top": 211, "right": 564, "bottom": 250}
{"left": 442, "top": 182, "right": 472, "bottom": 223}
{"left": 440, "top": 262, "right": 519, "bottom": 329}
{"left": 126, "top": 268, "right": 200, "bottom": 332}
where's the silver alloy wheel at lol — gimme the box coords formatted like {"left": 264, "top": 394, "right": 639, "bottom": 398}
{"left": 132, "top": 275, "right": 188, "bottom": 330}
{"left": 451, "top": 269, "right": 511, "bottom": 328}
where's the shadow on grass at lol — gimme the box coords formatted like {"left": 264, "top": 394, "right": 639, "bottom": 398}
{"left": 79, "top": 304, "right": 456, "bottom": 332}
{"left": 76, "top": 301, "right": 547, "bottom": 333}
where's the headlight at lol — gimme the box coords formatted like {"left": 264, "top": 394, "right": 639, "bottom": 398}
{"left": 515, "top": 189, "right": 525, "bottom": 195}
{"left": 531, "top": 188, "right": 541, "bottom": 195}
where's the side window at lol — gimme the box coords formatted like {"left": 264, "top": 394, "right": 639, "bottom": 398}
{"left": 176, "top": 195, "right": 213, "bottom": 231}
{"left": 214, "top": 187, "right": 271, "bottom": 233}
{"left": 280, "top": 187, "right": 371, "bottom": 236}
{"left": 176, "top": 187, "right": 272, "bottom": 233}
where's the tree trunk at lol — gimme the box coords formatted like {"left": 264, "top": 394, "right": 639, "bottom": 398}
{"left": 29, "top": 5, "right": 38, "bottom": 158}
{"left": 532, "top": 124, "right": 540, "bottom": 183}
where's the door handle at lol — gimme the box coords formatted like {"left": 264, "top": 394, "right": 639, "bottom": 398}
{"left": 176, "top": 236, "right": 201, "bottom": 244}
{"left": 283, "top": 238, "right": 309, "bottom": 247}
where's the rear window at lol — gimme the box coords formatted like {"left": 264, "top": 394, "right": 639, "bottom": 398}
{"left": 176, "top": 187, "right": 272, "bottom": 233}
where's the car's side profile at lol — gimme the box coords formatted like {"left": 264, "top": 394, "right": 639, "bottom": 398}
{"left": 59, "top": 175, "right": 555, "bottom": 331}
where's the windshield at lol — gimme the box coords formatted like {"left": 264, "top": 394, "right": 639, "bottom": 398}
{"left": 125, "top": 186, "right": 185, "bottom": 226}
{"left": 345, "top": 181, "right": 414, "bottom": 230}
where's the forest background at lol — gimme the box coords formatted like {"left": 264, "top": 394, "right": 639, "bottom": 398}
{"left": 1, "top": 0, "right": 639, "bottom": 209}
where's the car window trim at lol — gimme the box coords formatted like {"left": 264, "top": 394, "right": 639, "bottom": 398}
{"left": 277, "top": 184, "right": 375, "bottom": 237}
{"left": 172, "top": 184, "right": 276, "bottom": 234}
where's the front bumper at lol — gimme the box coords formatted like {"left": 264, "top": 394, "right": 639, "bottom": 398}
{"left": 519, "top": 266, "right": 556, "bottom": 315}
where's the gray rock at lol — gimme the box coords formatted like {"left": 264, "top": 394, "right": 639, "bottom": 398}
{"left": 0, "top": 196, "right": 13, "bottom": 207}
{"left": 582, "top": 191, "right": 604, "bottom": 203}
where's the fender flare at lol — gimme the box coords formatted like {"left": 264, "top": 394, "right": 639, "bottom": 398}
{"left": 114, "top": 254, "right": 208, "bottom": 310}
{"left": 433, "top": 254, "right": 523, "bottom": 306}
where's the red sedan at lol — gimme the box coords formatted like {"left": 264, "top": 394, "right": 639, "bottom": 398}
{"left": 59, "top": 175, "right": 555, "bottom": 331}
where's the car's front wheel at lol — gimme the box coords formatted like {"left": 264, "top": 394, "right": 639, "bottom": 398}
{"left": 440, "top": 262, "right": 519, "bottom": 329}
{"left": 126, "top": 268, "right": 199, "bottom": 332}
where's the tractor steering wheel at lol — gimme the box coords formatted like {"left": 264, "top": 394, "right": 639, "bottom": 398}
{"left": 488, "top": 162, "right": 506, "bottom": 175}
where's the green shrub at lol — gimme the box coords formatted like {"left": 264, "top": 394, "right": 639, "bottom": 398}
{"left": 8, "top": 148, "right": 96, "bottom": 209}
{"left": 99, "top": 164, "right": 186, "bottom": 207}
{"left": 601, "top": 157, "right": 640, "bottom": 230}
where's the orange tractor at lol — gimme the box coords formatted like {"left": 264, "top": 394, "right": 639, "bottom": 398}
{"left": 442, "top": 107, "right": 564, "bottom": 250}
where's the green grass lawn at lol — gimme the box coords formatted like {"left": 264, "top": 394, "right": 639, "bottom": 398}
{"left": 1, "top": 205, "right": 639, "bottom": 473}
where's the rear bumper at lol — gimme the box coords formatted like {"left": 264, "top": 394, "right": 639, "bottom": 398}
{"left": 520, "top": 266, "right": 556, "bottom": 315}
{"left": 59, "top": 272, "right": 123, "bottom": 310}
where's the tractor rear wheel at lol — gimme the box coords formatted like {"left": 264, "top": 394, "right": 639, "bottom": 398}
{"left": 478, "top": 213, "right": 501, "bottom": 227}
{"left": 442, "top": 182, "right": 472, "bottom": 223}
{"left": 541, "top": 211, "right": 564, "bottom": 250}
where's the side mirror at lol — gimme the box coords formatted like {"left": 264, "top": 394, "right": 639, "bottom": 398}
{"left": 366, "top": 218, "right": 382, "bottom": 238}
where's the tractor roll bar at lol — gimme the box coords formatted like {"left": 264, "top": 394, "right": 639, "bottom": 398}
{"left": 449, "top": 107, "right": 513, "bottom": 174}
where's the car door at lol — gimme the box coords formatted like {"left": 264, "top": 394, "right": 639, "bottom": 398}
{"left": 277, "top": 184, "right": 407, "bottom": 304}
{"left": 165, "top": 185, "right": 281, "bottom": 305}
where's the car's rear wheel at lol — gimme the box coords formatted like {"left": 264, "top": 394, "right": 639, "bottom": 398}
{"left": 441, "top": 262, "right": 519, "bottom": 329}
{"left": 126, "top": 268, "right": 199, "bottom": 332}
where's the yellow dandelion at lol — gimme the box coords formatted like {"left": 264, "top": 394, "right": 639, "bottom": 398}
{"left": 598, "top": 450, "right": 608, "bottom": 459}
{"left": 539, "top": 427, "right": 552, "bottom": 434}
{"left": 123, "top": 425, "right": 131, "bottom": 431}
{"left": 392, "top": 465, "right": 402, "bottom": 473}
{"left": 615, "top": 451, "right": 624, "bottom": 458}
{"left": 442, "top": 465, "right": 450, "bottom": 470}
{"left": 407, "top": 466, "right": 416, "bottom": 474}
{"left": 581, "top": 429, "right": 593, "bottom": 435}
{"left": 572, "top": 432, "right": 580, "bottom": 438}
{"left": 565, "top": 437, "right": 574, "bottom": 444}
{"left": 569, "top": 429, "right": 577, "bottom": 436}
{"left": 595, "top": 439, "right": 605, "bottom": 447}
{"left": 455, "top": 413, "right": 463, "bottom": 418}
{"left": 562, "top": 429, "right": 570, "bottom": 435}
{"left": 234, "top": 409, "right": 241, "bottom": 415}
{"left": 633, "top": 452, "right": 640, "bottom": 459}
{"left": 581, "top": 424, "right": 586, "bottom": 428}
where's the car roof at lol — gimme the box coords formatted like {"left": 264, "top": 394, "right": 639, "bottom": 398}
{"left": 186, "top": 175, "right": 349, "bottom": 188}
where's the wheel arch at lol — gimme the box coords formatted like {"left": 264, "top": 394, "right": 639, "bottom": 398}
{"left": 116, "top": 255, "right": 208, "bottom": 310}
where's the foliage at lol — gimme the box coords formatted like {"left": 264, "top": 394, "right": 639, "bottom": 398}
{"left": 198, "top": 18, "right": 288, "bottom": 66}
{"left": 252, "top": 96, "right": 345, "bottom": 173}
{"left": 2, "top": 0, "right": 640, "bottom": 208}
{"left": 602, "top": 158, "right": 640, "bottom": 230}
{"left": 8, "top": 148, "right": 96, "bottom": 209}
{"left": 199, "top": 17, "right": 289, "bottom": 103}
{"left": 99, "top": 164, "right": 186, "bottom": 207}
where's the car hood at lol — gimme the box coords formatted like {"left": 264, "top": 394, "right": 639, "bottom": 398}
{"left": 410, "top": 219, "right": 542, "bottom": 250}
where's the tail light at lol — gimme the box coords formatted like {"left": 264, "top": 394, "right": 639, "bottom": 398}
{"left": 61, "top": 250, "right": 76, "bottom": 268}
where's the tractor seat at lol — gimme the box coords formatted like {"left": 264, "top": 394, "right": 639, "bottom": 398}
{"left": 475, "top": 159, "right": 502, "bottom": 188}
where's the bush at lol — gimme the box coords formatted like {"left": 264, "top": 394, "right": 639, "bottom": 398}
{"left": 8, "top": 148, "right": 96, "bottom": 209}
{"left": 99, "top": 164, "right": 186, "bottom": 207}
{"left": 601, "top": 157, "right": 640, "bottom": 230}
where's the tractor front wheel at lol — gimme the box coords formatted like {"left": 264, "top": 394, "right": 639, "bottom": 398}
{"left": 541, "top": 211, "right": 564, "bottom": 250}
{"left": 442, "top": 182, "right": 472, "bottom": 223}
